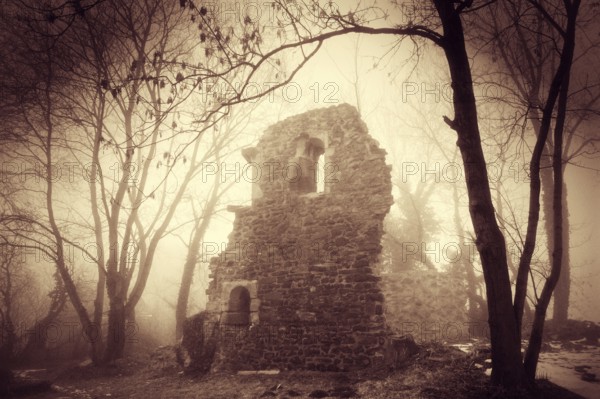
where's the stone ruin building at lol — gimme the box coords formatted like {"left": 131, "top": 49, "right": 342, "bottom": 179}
{"left": 181, "top": 104, "right": 418, "bottom": 372}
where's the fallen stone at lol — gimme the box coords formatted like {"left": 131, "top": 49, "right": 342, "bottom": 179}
{"left": 237, "top": 370, "right": 280, "bottom": 375}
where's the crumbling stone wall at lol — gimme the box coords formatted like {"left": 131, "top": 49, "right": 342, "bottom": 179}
{"left": 201, "top": 104, "right": 394, "bottom": 371}
{"left": 381, "top": 270, "right": 467, "bottom": 343}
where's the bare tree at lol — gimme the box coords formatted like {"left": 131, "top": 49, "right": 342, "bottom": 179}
{"left": 474, "top": 0, "right": 600, "bottom": 325}
{"left": 0, "top": 244, "right": 21, "bottom": 364}
{"left": 1, "top": 0, "right": 300, "bottom": 363}
{"left": 173, "top": 100, "right": 263, "bottom": 340}
{"left": 0, "top": 0, "right": 232, "bottom": 363}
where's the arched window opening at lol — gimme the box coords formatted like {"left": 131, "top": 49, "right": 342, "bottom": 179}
{"left": 224, "top": 286, "right": 250, "bottom": 326}
{"left": 291, "top": 136, "right": 325, "bottom": 194}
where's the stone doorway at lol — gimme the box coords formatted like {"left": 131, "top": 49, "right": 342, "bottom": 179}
{"left": 224, "top": 286, "right": 251, "bottom": 326}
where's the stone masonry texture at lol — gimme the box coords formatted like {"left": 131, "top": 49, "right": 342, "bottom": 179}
{"left": 199, "top": 104, "right": 395, "bottom": 371}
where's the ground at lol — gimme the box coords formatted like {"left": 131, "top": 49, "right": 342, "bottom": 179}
{"left": 537, "top": 342, "right": 600, "bottom": 399}
{"left": 6, "top": 342, "right": 595, "bottom": 399}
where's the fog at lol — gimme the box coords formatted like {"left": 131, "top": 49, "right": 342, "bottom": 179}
{"left": 1, "top": 1, "right": 599, "bottom": 396}
{"left": 145, "top": 32, "right": 600, "bottom": 336}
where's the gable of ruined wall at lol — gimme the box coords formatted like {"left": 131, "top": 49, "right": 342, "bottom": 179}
{"left": 250, "top": 103, "right": 392, "bottom": 208}
{"left": 203, "top": 104, "right": 394, "bottom": 371}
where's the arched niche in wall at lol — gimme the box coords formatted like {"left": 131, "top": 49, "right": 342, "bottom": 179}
{"left": 290, "top": 135, "right": 325, "bottom": 194}
{"left": 223, "top": 286, "right": 251, "bottom": 326}
{"left": 220, "top": 280, "right": 260, "bottom": 325}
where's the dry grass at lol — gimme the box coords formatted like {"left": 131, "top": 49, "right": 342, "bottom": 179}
{"left": 13, "top": 342, "right": 585, "bottom": 399}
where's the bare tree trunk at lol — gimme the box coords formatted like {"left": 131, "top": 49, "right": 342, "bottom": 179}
{"left": 524, "top": 1, "right": 579, "bottom": 377}
{"left": 175, "top": 213, "right": 216, "bottom": 341}
{"left": 175, "top": 148, "right": 222, "bottom": 341}
{"left": 40, "top": 50, "right": 105, "bottom": 364}
{"left": 452, "top": 181, "right": 485, "bottom": 322}
{"left": 175, "top": 224, "right": 207, "bottom": 341}
{"left": 513, "top": 114, "right": 557, "bottom": 339}
{"left": 18, "top": 272, "right": 67, "bottom": 364}
{"left": 541, "top": 149, "right": 571, "bottom": 325}
{"left": 434, "top": 1, "right": 525, "bottom": 386}
{"left": 89, "top": 92, "right": 107, "bottom": 360}
{"left": 0, "top": 248, "right": 17, "bottom": 365}
{"left": 105, "top": 295, "right": 126, "bottom": 362}
{"left": 524, "top": 136, "right": 565, "bottom": 380}
{"left": 552, "top": 182, "right": 570, "bottom": 323}
{"left": 0, "top": 321, "right": 16, "bottom": 365}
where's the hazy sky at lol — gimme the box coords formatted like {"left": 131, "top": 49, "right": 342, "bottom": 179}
{"left": 146, "top": 22, "right": 600, "bottom": 325}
